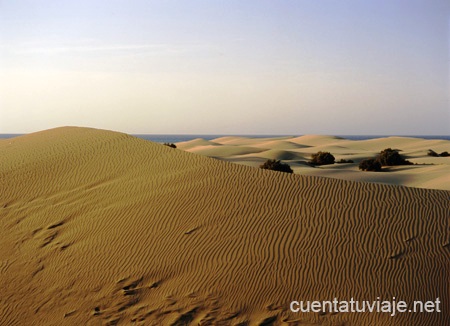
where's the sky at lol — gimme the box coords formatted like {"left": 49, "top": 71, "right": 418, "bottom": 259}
{"left": 0, "top": 0, "right": 449, "bottom": 135}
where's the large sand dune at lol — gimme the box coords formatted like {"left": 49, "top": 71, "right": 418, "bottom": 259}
{"left": 1, "top": 127, "right": 449, "bottom": 325}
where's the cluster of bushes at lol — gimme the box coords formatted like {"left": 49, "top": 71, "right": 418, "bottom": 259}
{"left": 359, "top": 158, "right": 382, "bottom": 172}
{"left": 260, "top": 150, "right": 348, "bottom": 174}
{"left": 427, "top": 149, "right": 449, "bottom": 157}
{"left": 377, "top": 148, "right": 412, "bottom": 166}
{"left": 259, "top": 148, "right": 417, "bottom": 174}
{"left": 309, "top": 151, "right": 335, "bottom": 165}
{"left": 163, "top": 143, "right": 177, "bottom": 149}
{"left": 336, "top": 159, "right": 354, "bottom": 164}
{"left": 260, "top": 150, "right": 351, "bottom": 174}
{"left": 259, "top": 159, "right": 293, "bottom": 173}
{"left": 359, "top": 148, "right": 412, "bottom": 172}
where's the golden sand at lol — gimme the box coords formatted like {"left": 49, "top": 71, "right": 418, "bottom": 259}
{"left": 179, "top": 135, "right": 450, "bottom": 190}
{"left": 1, "top": 127, "right": 449, "bottom": 325}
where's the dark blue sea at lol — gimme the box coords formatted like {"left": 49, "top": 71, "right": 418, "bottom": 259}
{"left": 1, "top": 133, "right": 449, "bottom": 142}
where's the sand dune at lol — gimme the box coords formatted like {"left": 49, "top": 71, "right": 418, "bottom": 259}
{"left": 176, "top": 138, "right": 220, "bottom": 150}
{"left": 188, "top": 144, "right": 265, "bottom": 158}
{"left": 251, "top": 149, "right": 304, "bottom": 161}
{"left": 177, "top": 138, "right": 267, "bottom": 158}
{"left": 243, "top": 140, "right": 310, "bottom": 150}
{"left": 212, "top": 136, "right": 293, "bottom": 146}
{"left": 290, "top": 135, "right": 346, "bottom": 146}
{"left": 179, "top": 135, "right": 450, "bottom": 190}
{"left": 1, "top": 127, "right": 449, "bottom": 325}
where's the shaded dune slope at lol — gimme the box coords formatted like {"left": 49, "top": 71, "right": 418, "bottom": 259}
{"left": 0, "top": 127, "right": 449, "bottom": 325}
{"left": 252, "top": 149, "right": 304, "bottom": 161}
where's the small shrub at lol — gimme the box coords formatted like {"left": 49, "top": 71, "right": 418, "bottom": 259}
{"left": 336, "top": 159, "right": 354, "bottom": 164}
{"left": 359, "top": 158, "right": 382, "bottom": 172}
{"left": 309, "top": 151, "right": 335, "bottom": 165}
{"left": 164, "top": 143, "right": 177, "bottom": 149}
{"left": 428, "top": 149, "right": 449, "bottom": 157}
{"left": 260, "top": 159, "right": 293, "bottom": 173}
{"left": 376, "top": 148, "right": 412, "bottom": 166}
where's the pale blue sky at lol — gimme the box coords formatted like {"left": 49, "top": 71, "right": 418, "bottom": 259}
{"left": 0, "top": 0, "right": 449, "bottom": 134}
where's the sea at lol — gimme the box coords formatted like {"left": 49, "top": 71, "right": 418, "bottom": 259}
{"left": 1, "top": 134, "right": 450, "bottom": 142}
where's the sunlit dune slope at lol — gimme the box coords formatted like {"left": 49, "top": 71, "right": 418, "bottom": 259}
{"left": 0, "top": 127, "right": 449, "bottom": 325}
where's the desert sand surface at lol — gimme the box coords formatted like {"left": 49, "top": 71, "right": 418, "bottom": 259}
{"left": 1, "top": 127, "right": 449, "bottom": 325}
{"left": 177, "top": 135, "right": 450, "bottom": 190}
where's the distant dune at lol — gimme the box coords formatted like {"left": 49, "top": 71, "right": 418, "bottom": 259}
{"left": 177, "top": 135, "right": 450, "bottom": 190}
{"left": 1, "top": 127, "right": 449, "bottom": 325}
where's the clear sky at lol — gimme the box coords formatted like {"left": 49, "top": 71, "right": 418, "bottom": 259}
{"left": 0, "top": 0, "right": 449, "bottom": 135}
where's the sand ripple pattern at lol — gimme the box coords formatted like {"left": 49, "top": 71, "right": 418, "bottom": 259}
{"left": 0, "top": 127, "right": 449, "bottom": 325}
